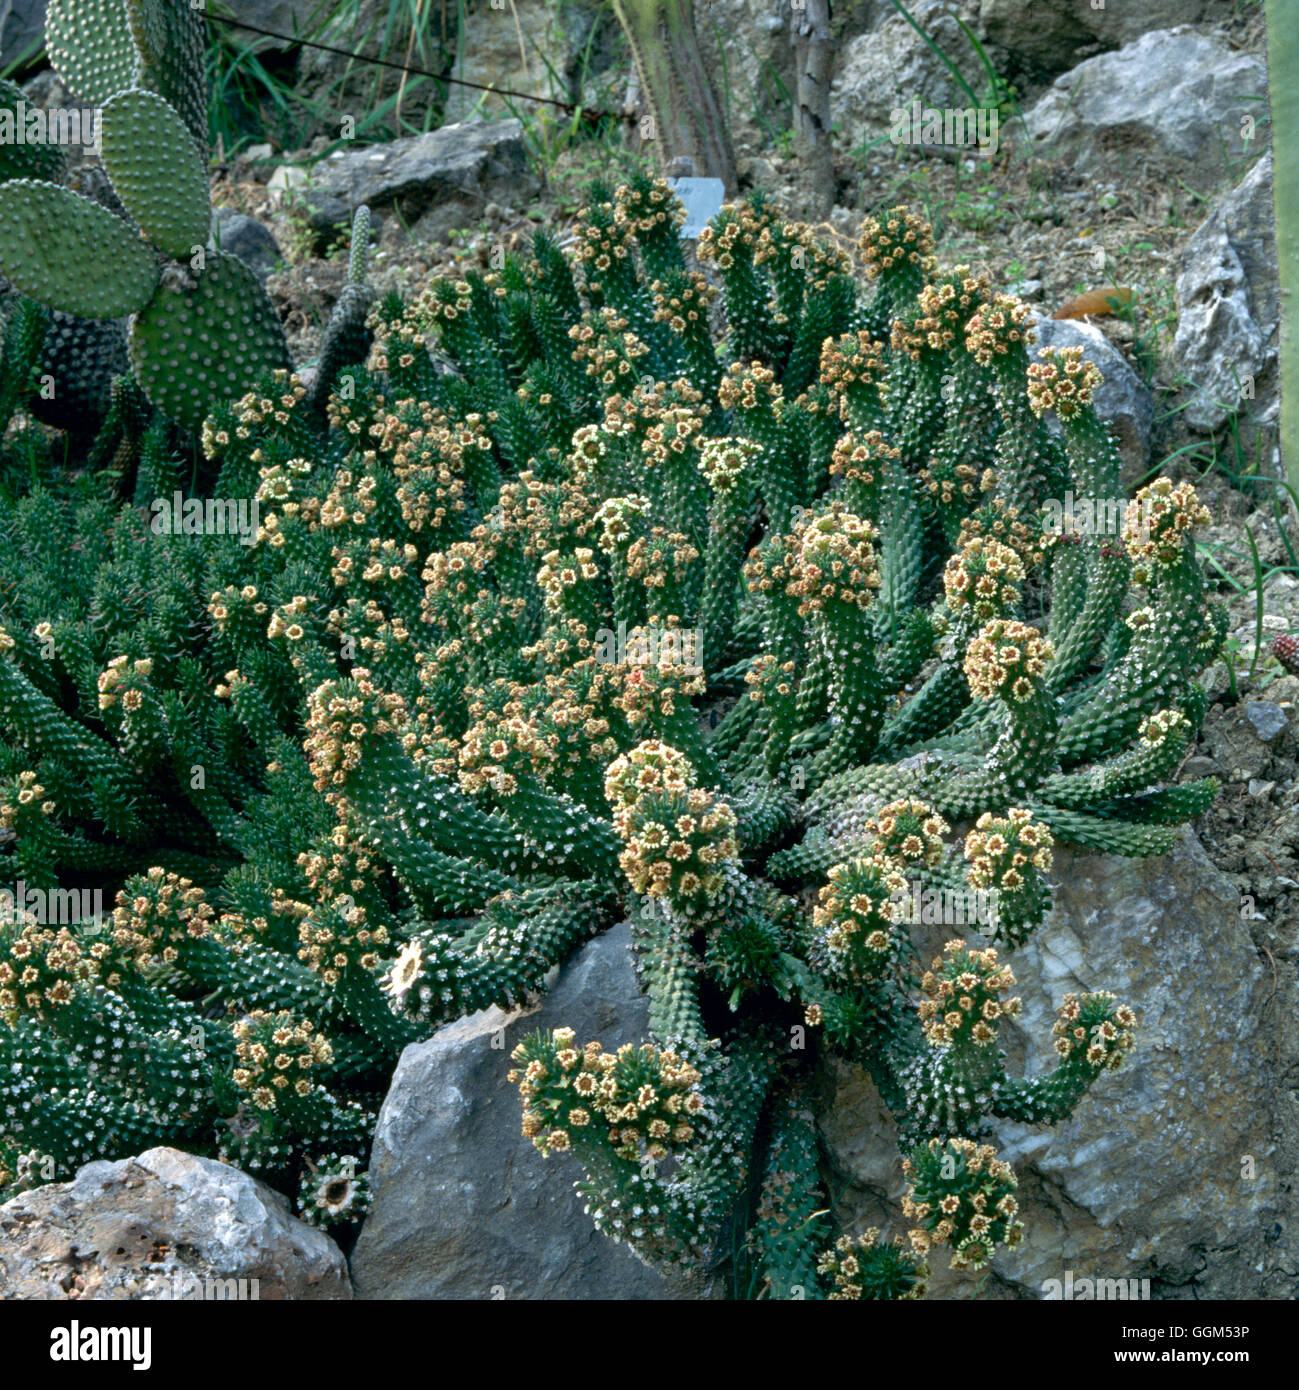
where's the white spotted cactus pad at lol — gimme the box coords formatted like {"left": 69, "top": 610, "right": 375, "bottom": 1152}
{"left": 123, "top": 0, "right": 209, "bottom": 156}
{"left": 100, "top": 90, "right": 210, "bottom": 261}
{"left": 0, "top": 180, "right": 158, "bottom": 318}
{"left": 43, "top": 0, "right": 138, "bottom": 110}
{"left": 128, "top": 251, "right": 290, "bottom": 432}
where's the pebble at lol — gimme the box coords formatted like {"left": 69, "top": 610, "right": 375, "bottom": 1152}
{"left": 1245, "top": 701, "right": 1288, "bottom": 742}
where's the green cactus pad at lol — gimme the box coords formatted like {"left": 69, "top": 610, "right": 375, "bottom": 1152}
{"left": 31, "top": 311, "right": 129, "bottom": 435}
{"left": 44, "top": 0, "right": 138, "bottom": 108}
{"left": 101, "top": 90, "right": 210, "bottom": 261}
{"left": 0, "top": 180, "right": 158, "bottom": 318}
{"left": 128, "top": 249, "right": 289, "bottom": 432}
{"left": 125, "top": 0, "right": 210, "bottom": 158}
{"left": 0, "top": 80, "right": 67, "bottom": 184}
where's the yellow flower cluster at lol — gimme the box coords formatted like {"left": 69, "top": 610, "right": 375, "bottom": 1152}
{"left": 716, "top": 360, "right": 782, "bottom": 415}
{"left": 231, "top": 1009, "right": 332, "bottom": 1112}
{"left": 511, "top": 1031, "right": 704, "bottom": 1162}
{"left": 818, "top": 332, "right": 885, "bottom": 413}
{"left": 829, "top": 429, "right": 899, "bottom": 490}
{"left": 815, "top": 1229, "right": 929, "bottom": 1300}
{"left": 699, "top": 436, "right": 761, "bottom": 491}
{"left": 0, "top": 769, "right": 55, "bottom": 832}
{"left": 858, "top": 207, "right": 936, "bottom": 279}
{"left": 813, "top": 856, "right": 909, "bottom": 979}
{"left": 1026, "top": 344, "right": 1104, "bottom": 419}
{"left": 610, "top": 763, "right": 738, "bottom": 904}
{"left": 1052, "top": 992, "right": 1137, "bottom": 1069}
{"left": 964, "top": 294, "right": 1036, "bottom": 367}
{"left": 303, "top": 674, "right": 411, "bottom": 797}
{"left": 892, "top": 268, "right": 990, "bottom": 358}
{"left": 0, "top": 919, "right": 101, "bottom": 1019}
{"left": 963, "top": 618, "right": 1052, "bottom": 701}
{"left": 651, "top": 270, "right": 716, "bottom": 334}
{"left": 964, "top": 807, "right": 1053, "bottom": 892}
{"left": 957, "top": 497, "right": 1047, "bottom": 571}
{"left": 943, "top": 537, "right": 1025, "bottom": 622}
{"left": 785, "top": 504, "right": 881, "bottom": 615}
{"left": 916, "top": 939, "right": 1021, "bottom": 1048}
{"left": 1123, "top": 477, "right": 1211, "bottom": 572}
{"left": 865, "top": 799, "right": 949, "bottom": 868}
{"left": 604, "top": 740, "right": 696, "bottom": 811}
{"left": 568, "top": 308, "right": 649, "bottom": 386}
{"left": 901, "top": 1136, "right": 1022, "bottom": 1270}
{"left": 96, "top": 655, "right": 154, "bottom": 712}
{"left": 695, "top": 200, "right": 772, "bottom": 273}
{"left": 1138, "top": 708, "right": 1189, "bottom": 748}
{"left": 109, "top": 868, "right": 216, "bottom": 972}
{"left": 297, "top": 894, "right": 391, "bottom": 986}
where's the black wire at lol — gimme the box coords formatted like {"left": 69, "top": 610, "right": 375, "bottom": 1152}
{"left": 200, "top": 10, "right": 633, "bottom": 127}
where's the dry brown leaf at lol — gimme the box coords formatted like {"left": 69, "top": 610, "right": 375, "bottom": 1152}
{"left": 1052, "top": 286, "right": 1136, "bottom": 319}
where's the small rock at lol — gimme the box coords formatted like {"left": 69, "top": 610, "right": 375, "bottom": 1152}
{"left": 213, "top": 209, "right": 283, "bottom": 283}
{"left": 1244, "top": 700, "right": 1288, "bottom": 743}
{"left": 1182, "top": 755, "right": 1218, "bottom": 780}
{"left": 1248, "top": 779, "right": 1275, "bottom": 799}
{"left": 0, "top": 1147, "right": 351, "bottom": 1299}
{"left": 267, "top": 164, "right": 309, "bottom": 205}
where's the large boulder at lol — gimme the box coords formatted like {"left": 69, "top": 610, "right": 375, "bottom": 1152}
{"left": 1020, "top": 28, "right": 1266, "bottom": 178}
{"left": 820, "top": 831, "right": 1289, "bottom": 1299}
{"left": 1030, "top": 311, "right": 1153, "bottom": 488}
{"left": 833, "top": 0, "right": 992, "bottom": 155}
{"left": 295, "top": 120, "right": 538, "bottom": 241}
{"left": 0, "top": 1147, "right": 351, "bottom": 1299}
{"left": 1173, "top": 152, "right": 1279, "bottom": 437}
{"left": 351, "top": 922, "right": 715, "bottom": 1299}
{"left": 980, "top": 0, "right": 1239, "bottom": 80}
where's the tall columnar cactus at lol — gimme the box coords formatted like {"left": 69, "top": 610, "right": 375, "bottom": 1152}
{"left": 0, "top": 178, "right": 1218, "bottom": 1280}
